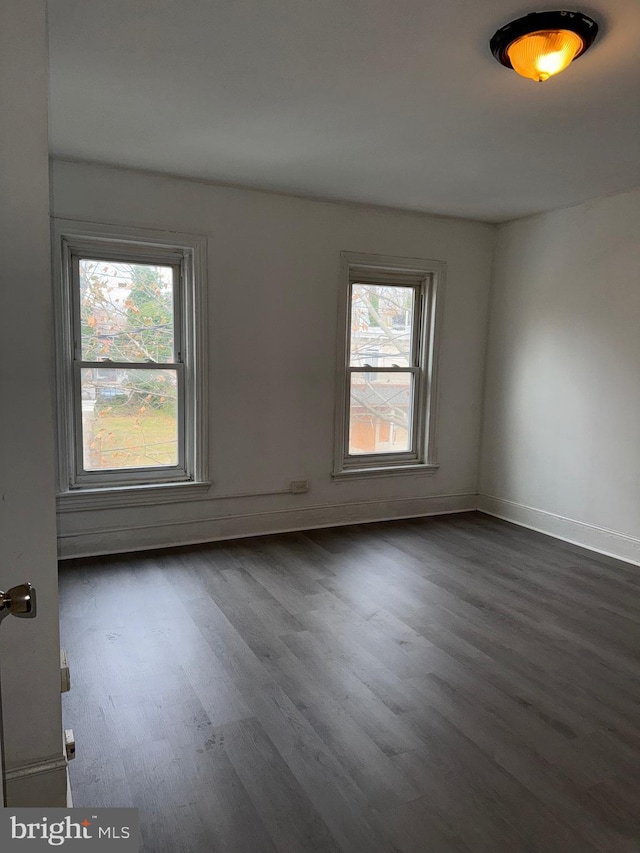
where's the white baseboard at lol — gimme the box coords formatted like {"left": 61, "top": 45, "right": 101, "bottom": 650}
{"left": 5, "top": 755, "right": 68, "bottom": 806}
{"left": 58, "top": 493, "right": 477, "bottom": 559}
{"left": 58, "top": 490, "right": 640, "bottom": 568}
{"left": 478, "top": 494, "right": 640, "bottom": 567}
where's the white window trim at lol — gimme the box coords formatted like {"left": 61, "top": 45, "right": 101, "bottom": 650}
{"left": 52, "top": 219, "right": 209, "bottom": 509}
{"left": 333, "top": 251, "right": 445, "bottom": 479}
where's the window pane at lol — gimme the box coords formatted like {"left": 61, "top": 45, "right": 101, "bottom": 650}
{"left": 80, "top": 368, "right": 178, "bottom": 470}
{"left": 79, "top": 259, "right": 175, "bottom": 362}
{"left": 349, "top": 372, "right": 412, "bottom": 455}
{"left": 350, "top": 284, "right": 414, "bottom": 367}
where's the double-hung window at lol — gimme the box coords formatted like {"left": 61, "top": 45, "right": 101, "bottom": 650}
{"left": 334, "top": 252, "right": 445, "bottom": 476}
{"left": 53, "top": 221, "right": 207, "bottom": 501}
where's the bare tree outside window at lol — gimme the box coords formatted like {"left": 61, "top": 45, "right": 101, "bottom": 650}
{"left": 78, "top": 260, "right": 178, "bottom": 470}
{"left": 348, "top": 284, "right": 415, "bottom": 455}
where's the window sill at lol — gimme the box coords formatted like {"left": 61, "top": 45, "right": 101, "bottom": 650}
{"left": 332, "top": 463, "right": 439, "bottom": 481}
{"left": 56, "top": 481, "right": 211, "bottom": 512}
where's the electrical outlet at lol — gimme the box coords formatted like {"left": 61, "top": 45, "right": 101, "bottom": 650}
{"left": 290, "top": 480, "right": 309, "bottom": 494}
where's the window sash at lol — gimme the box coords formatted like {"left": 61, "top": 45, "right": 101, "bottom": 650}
{"left": 344, "top": 280, "right": 425, "bottom": 465}
{"left": 72, "top": 361, "right": 187, "bottom": 485}
{"left": 347, "top": 369, "right": 417, "bottom": 460}
{"left": 71, "top": 255, "right": 183, "bottom": 365}
{"left": 67, "top": 247, "right": 190, "bottom": 487}
{"left": 334, "top": 252, "right": 443, "bottom": 476}
{"left": 348, "top": 281, "right": 421, "bottom": 370}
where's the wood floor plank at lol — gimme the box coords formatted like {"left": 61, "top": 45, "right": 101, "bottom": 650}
{"left": 218, "top": 716, "right": 342, "bottom": 853}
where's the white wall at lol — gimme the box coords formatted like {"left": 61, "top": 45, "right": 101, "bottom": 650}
{"left": 51, "top": 161, "right": 494, "bottom": 557}
{"left": 0, "top": 0, "right": 66, "bottom": 804}
{"left": 480, "top": 187, "right": 640, "bottom": 564}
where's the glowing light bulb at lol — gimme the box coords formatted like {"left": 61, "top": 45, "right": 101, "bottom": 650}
{"left": 507, "top": 29, "right": 584, "bottom": 82}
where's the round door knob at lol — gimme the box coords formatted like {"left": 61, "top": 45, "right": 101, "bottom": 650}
{"left": 0, "top": 582, "right": 37, "bottom": 622}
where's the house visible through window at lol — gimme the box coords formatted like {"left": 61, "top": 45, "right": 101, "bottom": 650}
{"left": 54, "top": 223, "right": 207, "bottom": 496}
{"left": 334, "top": 252, "right": 444, "bottom": 476}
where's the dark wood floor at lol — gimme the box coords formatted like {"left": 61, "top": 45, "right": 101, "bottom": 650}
{"left": 59, "top": 512, "right": 640, "bottom": 852}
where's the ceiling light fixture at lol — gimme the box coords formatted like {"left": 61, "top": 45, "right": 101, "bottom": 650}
{"left": 490, "top": 10, "right": 598, "bottom": 82}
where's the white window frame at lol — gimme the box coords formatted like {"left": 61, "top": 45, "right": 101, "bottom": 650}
{"left": 53, "top": 220, "right": 209, "bottom": 508}
{"left": 333, "top": 251, "right": 445, "bottom": 478}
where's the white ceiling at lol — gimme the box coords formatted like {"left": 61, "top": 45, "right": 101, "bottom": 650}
{"left": 47, "top": 0, "right": 640, "bottom": 222}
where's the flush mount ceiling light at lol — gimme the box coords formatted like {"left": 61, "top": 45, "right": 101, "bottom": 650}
{"left": 490, "top": 10, "right": 598, "bottom": 82}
